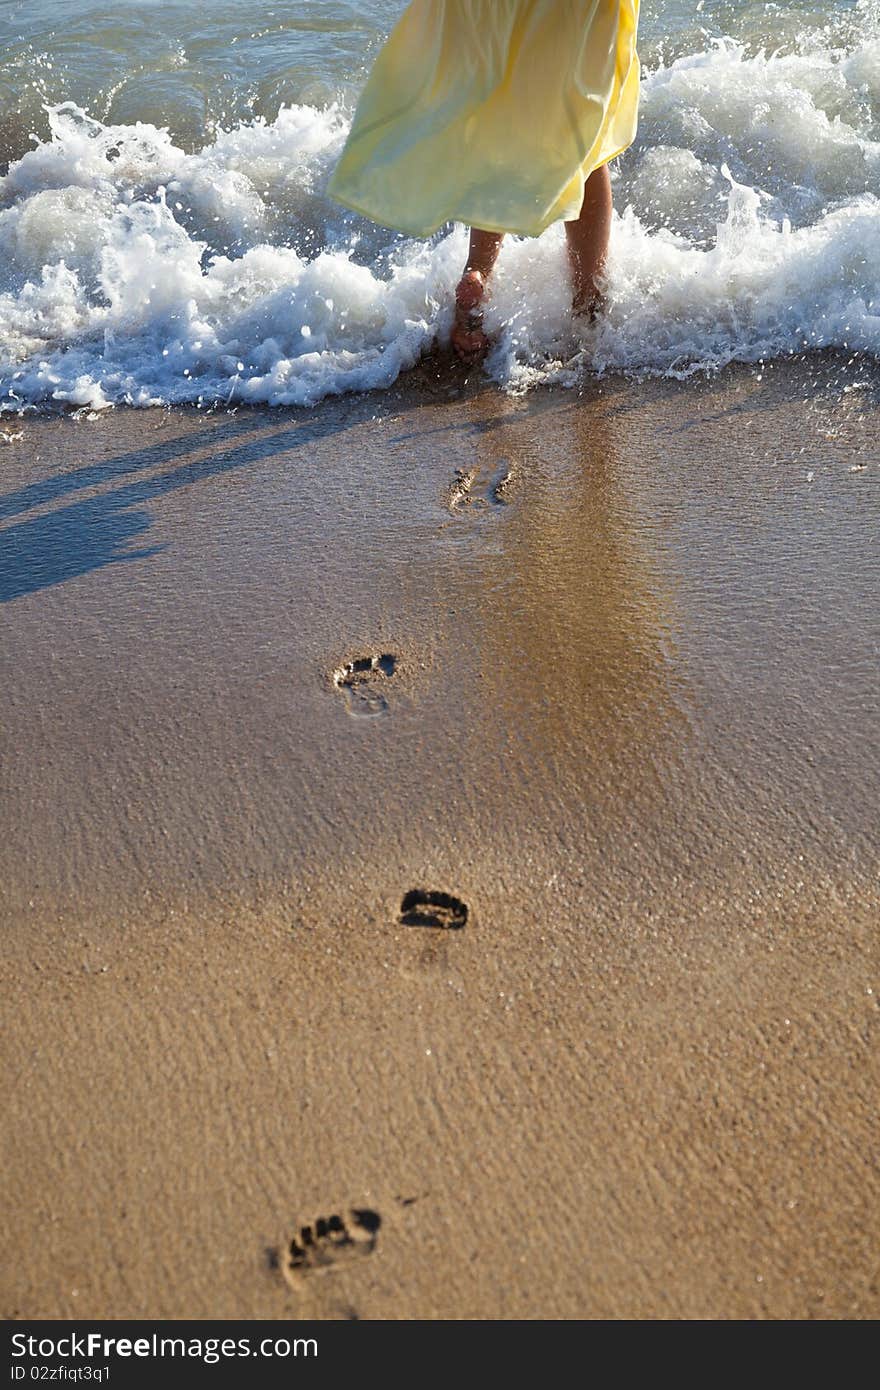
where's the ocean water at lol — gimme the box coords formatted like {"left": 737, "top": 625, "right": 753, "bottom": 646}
{"left": 0, "top": 0, "right": 878, "bottom": 411}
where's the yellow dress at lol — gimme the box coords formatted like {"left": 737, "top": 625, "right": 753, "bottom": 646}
{"left": 328, "top": 0, "right": 641, "bottom": 239}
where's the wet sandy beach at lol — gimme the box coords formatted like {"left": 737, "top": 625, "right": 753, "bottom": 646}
{"left": 2, "top": 354, "right": 879, "bottom": 1319}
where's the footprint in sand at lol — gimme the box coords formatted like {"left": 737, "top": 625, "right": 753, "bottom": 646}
{"left": 333, "top": 654, "right": 396, "bottom": 717}
{"left": 444, "top": 460, "right": 519, "bottom": 514}
{"left": 399, "top": 889, "right": 468, "bottom": 930}
{"left": 446, "top": 467, "right": 478, "bottom": 512}
{"left": 279, "top": 1208, "right": 381, "bottom": 1286}
{"left": 490, "top": 462, "right": 518, "bottom": 504}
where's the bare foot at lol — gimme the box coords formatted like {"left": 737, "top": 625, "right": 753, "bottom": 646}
{"left": 451, "top": 270, "right": 489, "bottom": 363}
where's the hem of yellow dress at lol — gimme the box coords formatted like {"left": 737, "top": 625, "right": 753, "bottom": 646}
{"left": 327, "top": 139, "right": 636, "bottom": 241}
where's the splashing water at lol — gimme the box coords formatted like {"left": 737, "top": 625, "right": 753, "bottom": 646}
{"left": 0, "top": 0, "right": 878, "bottom": 412}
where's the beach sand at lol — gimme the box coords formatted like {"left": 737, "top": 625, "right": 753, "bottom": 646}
{"left": 2, "top": 354, "right": 878, "bottom": 1319}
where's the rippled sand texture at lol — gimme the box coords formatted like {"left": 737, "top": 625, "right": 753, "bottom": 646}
{"left": 2, "top": 357, "right": 879, "bottom": 1318}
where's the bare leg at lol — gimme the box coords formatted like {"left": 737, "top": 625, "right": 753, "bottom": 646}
{"left": 451, "top": 229, "right": 504, "bottom": 362}
{"left": 565, "top": 164, "right": 612, "bottom": 315}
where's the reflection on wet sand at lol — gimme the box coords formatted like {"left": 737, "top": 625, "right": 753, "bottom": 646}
{"left": 458, "top": 391, "right": 691, "bottom": 830}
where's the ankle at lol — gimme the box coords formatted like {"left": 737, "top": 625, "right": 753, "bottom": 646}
{"left": 572, "top": 288, "right": 605, "bottom": 322}
{"left": 457, "top": 269, "right": 488, "bottom": 307}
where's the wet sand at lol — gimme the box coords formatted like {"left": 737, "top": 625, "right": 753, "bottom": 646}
{"left": 2, "top": 354, "right": 879, "bottom": 1319}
